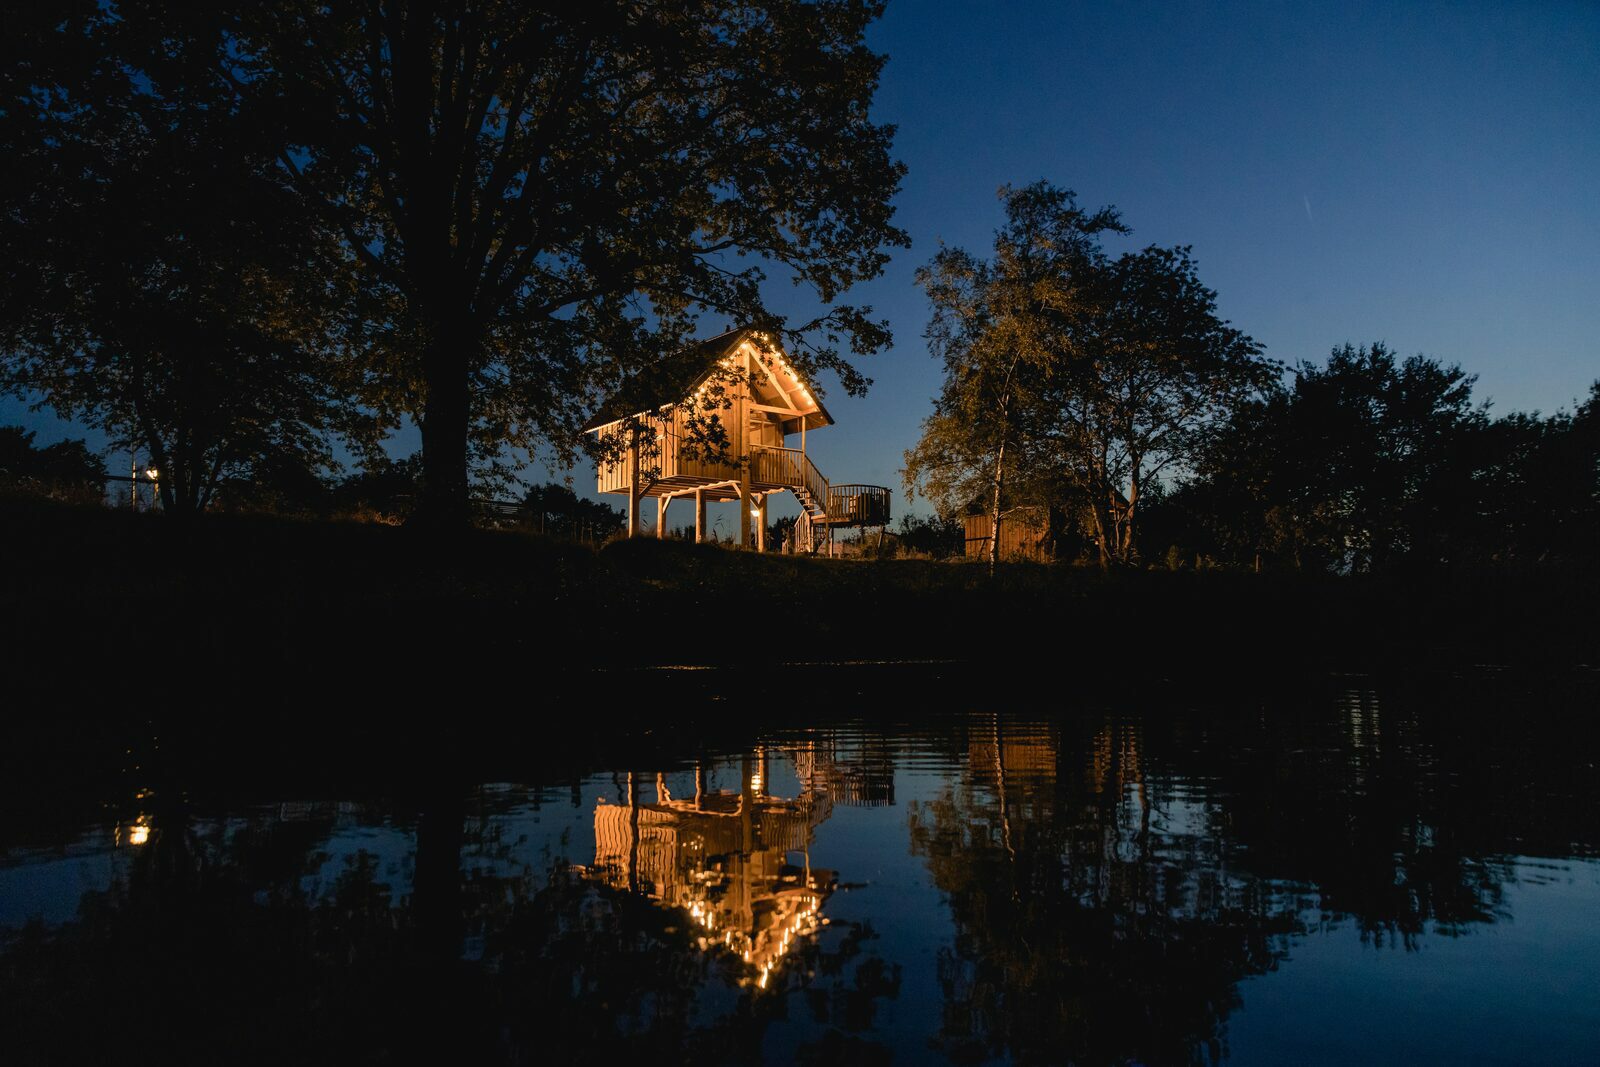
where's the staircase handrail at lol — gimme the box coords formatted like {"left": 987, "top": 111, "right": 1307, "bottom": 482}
{"left": 752, "top": 445, "right": 829, "bottom": 517}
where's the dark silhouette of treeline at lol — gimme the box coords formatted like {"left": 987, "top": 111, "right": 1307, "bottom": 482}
{"left": 0, "top": 428, "right": 623, "bottom": 533}
{"left": 0, "top": 427, "right": 104, "bottom": 505}
{"left": 1140, "top": 344, "right": 1599, "bottom": 572}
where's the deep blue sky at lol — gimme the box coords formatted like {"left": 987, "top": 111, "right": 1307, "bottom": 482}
{"left": 810, "top": 0, "right": 1600, "bottom": 508}
{"left": 8, "top": 1, "right": 1598, "bottom": 520}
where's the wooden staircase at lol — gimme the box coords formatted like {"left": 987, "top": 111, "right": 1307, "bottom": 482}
{"left": 750, "top": 446, "right": 891, "bottom": 554}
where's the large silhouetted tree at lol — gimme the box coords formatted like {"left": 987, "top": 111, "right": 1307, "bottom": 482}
{"left": 0, "top": 4, "right": 367, "bottom": 514}
{"left": 1178, "top": 348, "right": 1598, "bottom": 571}
{"left": 1180, "top": 344, "right": 1482, "bottom": 570}
{"left": 1042, "top": 245, "right": 1274, "bottom": 566}
{"left": 236, "top": 1, "right": 907, "bottom": 527}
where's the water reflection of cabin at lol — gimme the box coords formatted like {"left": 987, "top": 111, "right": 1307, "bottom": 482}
{"left": 585, "top": 327, "right": 891, "bottom": 553}
{"left": 588, "top": 752, "right": 834, "bottom": 988}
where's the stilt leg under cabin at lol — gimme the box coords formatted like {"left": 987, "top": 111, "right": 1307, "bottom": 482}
{"left": 627, "top": 436, "right": 640, "bottom": 539}
{"left": 739, "top": 462, "right": 752, "bottom": 549}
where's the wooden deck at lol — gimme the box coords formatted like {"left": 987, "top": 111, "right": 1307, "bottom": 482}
{"left": 598, "top": 425, "right": 891, "bottom": 527}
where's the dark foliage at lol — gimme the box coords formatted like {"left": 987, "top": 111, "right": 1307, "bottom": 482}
{"left": 0, "top": 426, "right": 106, "bottom": 504}
{"left": 893, "top": 512, "right": 965, "bottom": 559}
{"left": 328, "top": 453, "right": 424, "bottom": 521}
{"left": 520, "top": 482, "right": 625, "bottom": 540}
{"left": 0, "top": 4, "right": 367, "bottom": 514}
{"left": 1162, "top": 345, "right": 1600, "bottom": 572}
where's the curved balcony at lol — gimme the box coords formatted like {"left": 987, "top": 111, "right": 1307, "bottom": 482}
{"left": 822, "top": 484, "right": 892, "bottom": 527}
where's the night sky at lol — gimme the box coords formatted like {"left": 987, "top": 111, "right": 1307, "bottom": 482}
{"left": 7, "top": 0, "right": 1597, "bottom": 519}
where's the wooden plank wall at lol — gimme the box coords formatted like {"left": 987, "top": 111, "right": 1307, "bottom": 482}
{"left": 963, "top": 511, "right": 1052, "bottom": 561}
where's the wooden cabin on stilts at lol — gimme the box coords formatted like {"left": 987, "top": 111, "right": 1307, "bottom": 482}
{"left": 585, "top": 327, "right": 890, "bottom": 553}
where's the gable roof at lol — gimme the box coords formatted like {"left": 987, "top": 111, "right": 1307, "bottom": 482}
{"left": 583, "top": 326, "right": 834, "bottom": 433}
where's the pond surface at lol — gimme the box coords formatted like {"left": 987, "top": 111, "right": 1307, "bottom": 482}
{"left": 3, "top": 667, "right": 1598, "bottom": 1065}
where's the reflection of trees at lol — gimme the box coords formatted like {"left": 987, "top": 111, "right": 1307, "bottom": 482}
{"left": 9, "top": 676, "right": 1593, "bottom": 1065}
{"left": 907, "top": 682, "right": 1600, "bottom": 1064}
{"left": 909, "top": 717, "right": 1302, "bottom": 1066}
{"left": 0, "top": 748, "right": 898, "bottom": 1065}
{"left": 1194, "top": 685, "right": 1600, "bottom": 946}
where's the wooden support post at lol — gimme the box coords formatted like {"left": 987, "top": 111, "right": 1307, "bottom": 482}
{"left": 694, "top": 487, "right": 705, "bottom": 543}
{"left": 627, "top": 434, "right": 640, "bottom": 539}
{"left": 756, "top": 495, "right": 768, "bottom": 552}
{"left": 656, "top": 494, "right": 667, "bottom": 538}
{"left": 738, "top": 459, "right": 752, "bottom": 549}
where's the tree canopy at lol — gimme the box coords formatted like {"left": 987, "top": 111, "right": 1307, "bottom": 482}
{"left": 1161, "top": 346, "right": 1600, "bottom": 571}
{"left": 904, "top": 182, "right": 1126, "bottom": 569}
{"left": 0, "top": 3, "right": 367, "bottom": 514}
{"left": 904, "top": 181, "right": 1272, "bottom": 567}
{"left": 234, "top": 0, "right": 908, "bottom": 525}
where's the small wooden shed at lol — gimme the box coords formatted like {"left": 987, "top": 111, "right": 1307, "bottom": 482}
{"left": 963, "top": 506, "right": 1054, "bottom": 562}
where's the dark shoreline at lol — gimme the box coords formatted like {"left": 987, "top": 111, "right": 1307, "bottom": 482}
{"left": 4, "top": 497, "right": 1595, "bottom": 705}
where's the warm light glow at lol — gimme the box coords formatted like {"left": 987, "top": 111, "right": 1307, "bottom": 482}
{"left": 145, "top": 468, "right": 158, "bottom": 481}
{"left": 749, "top": 772, "right": 764, "bottom": 793}
{"left": 125, "top": 819, "right": 151, "bottom": 846}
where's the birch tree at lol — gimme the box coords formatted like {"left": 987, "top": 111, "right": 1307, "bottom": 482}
{"left": 903, "top": 182, "right": 1124, "bottom": 571}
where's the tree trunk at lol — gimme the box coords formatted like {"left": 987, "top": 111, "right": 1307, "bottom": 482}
{"left": 1088, "top": 492, "right": 1114, "bottom": 569}
{"left": 414, "top": 331, "right": 471, "bottom": 529}
{"left": 1121, "top": 472, "right": 1140, "bottom": 566}
{"left": 987, "top": 434, "right": 1006, "bottom": 575}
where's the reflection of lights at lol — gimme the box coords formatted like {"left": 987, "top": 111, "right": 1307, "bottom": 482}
{"left": 749, "top": 772, "right": 763, "bottom": 793}
{"left": 124, "top": 818, "right": 151, "bottom": 846}
{"left": 144, "top": 468, "right": 158, "bottom": 481}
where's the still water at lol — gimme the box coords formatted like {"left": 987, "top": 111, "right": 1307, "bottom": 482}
{"left": 3, "top": 668, "right": 1598, "bottom": 1065}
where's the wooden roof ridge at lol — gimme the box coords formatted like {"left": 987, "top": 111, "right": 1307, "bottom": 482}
{"left": 583, "top": 325, "right": 834, "bottom": 432}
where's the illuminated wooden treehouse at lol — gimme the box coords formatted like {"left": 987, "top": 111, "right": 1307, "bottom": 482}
{"left": 586, "top": 327, "right": 891, "bottom": 553}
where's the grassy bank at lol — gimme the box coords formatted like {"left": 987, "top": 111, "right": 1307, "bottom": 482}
{"left": 3, "top": 496, "right": 1595, "bottom": 703}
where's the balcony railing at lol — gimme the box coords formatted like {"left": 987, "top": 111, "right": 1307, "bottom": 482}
{"left": 752, "top": 446, "right": 829, "bottom": 511}
{"left": 825, "top": 484, "right": 892, "bottom": 526}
